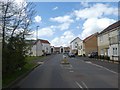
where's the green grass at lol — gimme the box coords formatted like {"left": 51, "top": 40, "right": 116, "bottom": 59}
{"left": 3, "top": 56, "right": 44, "bottom": 88}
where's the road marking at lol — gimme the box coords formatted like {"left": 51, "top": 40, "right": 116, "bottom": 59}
{"left": 37, "top": 62, "right": 44, "bottom": 65}
{"left": 67, "top": 68, "right": 72, "bottom": 69}
{"left": 69, "top": 70, "right": 74, "bottom": 72}
{"left": 75, "top": 81, "right": 83, "bottom": 89}
{"left": 89, "top": 63, "right": 118, "bottom": 74}
{"left": 81, "top": 81, "right": 88, "bottom": 89}
{"left": 70, "top": 64, "right": 73, "bottom": 68}
{"left": 85, "top": 61, "right": 92, "bottom": 64}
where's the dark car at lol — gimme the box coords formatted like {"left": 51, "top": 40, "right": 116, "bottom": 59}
{"left": 88, "top": 52, "right": 98, "bottom": 58}
{"left": 68, "top": 53, "right": 75, "bottom": 58}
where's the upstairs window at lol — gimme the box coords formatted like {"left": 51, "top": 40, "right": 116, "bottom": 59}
{"left": 113, "top": 48, "right": 118, "bottom": 56}
{"left": 100, "top": 36, "right": 103, "bottom": 42}
{"left": 75, "top": 42, "right": 77, "bottom": 44}
{"left": 75, "top": 46, "right": 77, "bottom": 48}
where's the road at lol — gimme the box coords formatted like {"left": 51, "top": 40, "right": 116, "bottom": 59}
{"left": 14, "top": 54, "right": 118, "bottom": 89}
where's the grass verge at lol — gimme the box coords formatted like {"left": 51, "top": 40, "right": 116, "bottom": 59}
{"left": 3, "top": 56, "right": 44, "bottom": 88}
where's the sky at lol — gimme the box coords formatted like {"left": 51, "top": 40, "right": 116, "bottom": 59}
{"left": 26, "top": 2, "right": 118, "bottom": 47}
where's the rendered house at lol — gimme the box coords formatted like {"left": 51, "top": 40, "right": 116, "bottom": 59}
{"left": 40, "top": 39, "right": 51, "bottom": 55}
{"left": 53, "top": 46, "right": 70, "bottom": 53}
{"left": 78, "top": 40, "right": 84, "bottom": 56}
{"left": 70, "top": 37, "right": 82, "bottom": 54}
{"left": 64, "top": 47, "right": 70, "bottom": 53}
{"left": 108, "top": 21, "right": 120, "bottom": 61}
{"left": 27, "top": 39, "right": 51, "bottom": 56}
{"left": 50, "top": 46, "right": 55, "bottom": 53}
{"left": 98, "top": 20, "right": 120, "bottom": 61}
{"left": 83, "top": 33, "right": 98, "bottom": 56}
{"left": 54, "top": 47, "right": 60, "bottom": 53}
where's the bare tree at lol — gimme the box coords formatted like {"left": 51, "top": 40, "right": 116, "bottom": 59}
{"left": 0, "top": 0, "right": 35, "bottom": 48}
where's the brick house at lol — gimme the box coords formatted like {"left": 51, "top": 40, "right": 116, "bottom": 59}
{"left": 83, "top": 32, "right": 98, "bottom": 56}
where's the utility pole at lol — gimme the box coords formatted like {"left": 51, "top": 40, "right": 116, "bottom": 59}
{"left": 36, "top": 26, "right": 39, "bottom": 56}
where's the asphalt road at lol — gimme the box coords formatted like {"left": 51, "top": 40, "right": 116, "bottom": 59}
{"left": 14, "top": 54, "right": 118, "bottom": 88}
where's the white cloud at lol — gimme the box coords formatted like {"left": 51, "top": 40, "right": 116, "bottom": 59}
{"left": 51, "top": 31, "right": 75, "bottom": 47}
{"left": 34, "top": 15, "right": 42, "bottom": 23}
{"left": 80, "top": 2, "right": 89, "bottom": 7}
{"left": 52, "top": 6, "right": 58, "bottom": 10}
{"left": 76, "top": 26, "right": 80, "bottom": 29}
{"left": 50, "top": 15, "right": 74, "bottom": 31}
{"left": 29, "top": 27, "right": 54, "bottom": 39}
{"left": 81, "top": 18, "right": 116, "bottom": 39}
{"left": 50, "top": 15, "right": 74, "bottom": 23}
{"left": 38, "top": 27, "right": 54, "bottom": 37}
{"left": 58, "top": 23, "right": 70, "bottom": 31}
{"left": 74, "top": 3, "right": 118, "bottom": 20}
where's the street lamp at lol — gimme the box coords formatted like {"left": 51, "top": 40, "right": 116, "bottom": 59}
{"left": 36, "top": 26, "right": 39, "bottom": 56}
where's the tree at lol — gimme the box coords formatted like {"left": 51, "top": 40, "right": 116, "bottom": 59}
{"left": 0, "top": 0, "right": 36, "bottom": 73}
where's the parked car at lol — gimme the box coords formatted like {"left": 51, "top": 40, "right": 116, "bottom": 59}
{"left": 88, "top": 52, "right": 98, "bottom": 58}
{"left": 68, "top": 53, "right": 75, "bottom": 58}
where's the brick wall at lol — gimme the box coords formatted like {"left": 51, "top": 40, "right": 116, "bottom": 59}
{"left": 84, "top": 35, "right": 98, "bottom": 56}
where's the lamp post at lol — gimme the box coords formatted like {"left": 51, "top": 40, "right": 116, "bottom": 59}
{"left": 36, "top": 26, "right": 39, "bottom": 56}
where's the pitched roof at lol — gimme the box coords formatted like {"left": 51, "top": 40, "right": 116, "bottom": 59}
{"left": 70, "top": 37, "right": 81, "bottom": 44}
{"left": 64, "top": 47, "right": 70, "bottom": 49}
{"left": 83, "top": 32, "right": 98, "bottom": 42}
{"left": 34, "top": 39, "right": 50, "bottom": 45}
{"left": 39, "top": 39, "right": 50, "bottom": 44}
{"left": 54, "top": 47, "right": 60, "bottom": 50}
{"left": 99, "top": 20, "right": 120, "bottom": 35}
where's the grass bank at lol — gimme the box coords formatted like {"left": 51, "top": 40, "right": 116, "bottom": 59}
{"left": 3, "top": 56, "right": 44, "bottom": 88}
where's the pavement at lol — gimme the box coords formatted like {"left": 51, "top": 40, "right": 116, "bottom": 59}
{"left": 76, "top": 56, "right": 118, "bottom": 73}
{"left": 12, "top": 54, "right": 118, "bottom": 89}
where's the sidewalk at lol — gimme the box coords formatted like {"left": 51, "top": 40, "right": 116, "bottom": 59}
{"left": 76, "top": 56, "right": 119, "bottom": 73}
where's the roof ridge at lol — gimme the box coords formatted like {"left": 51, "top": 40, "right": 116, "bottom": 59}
{"left": 99, "top": 20, "right": 120, "bottom": 34}
{"left": 83, "top": 32, "right": 98, "bottom": 42}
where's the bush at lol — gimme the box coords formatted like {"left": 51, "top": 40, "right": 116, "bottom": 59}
{"left": 3, "top": 36, "right": 27, "bottom": 74}
{"left": 104, "top": 56, "right": 110, "bottom": 60}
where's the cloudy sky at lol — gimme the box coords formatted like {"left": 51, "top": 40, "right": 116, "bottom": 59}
{"left": 27, "top": 2, "right": 118, "bottom": 47}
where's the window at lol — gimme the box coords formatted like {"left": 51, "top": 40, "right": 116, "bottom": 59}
{"left": 81, "top": 45, "right": 82, "bottom": 49}
{"left": 75, "top": 46, "right": 77, "bottom": 48}
{"left": 100, "top": 36, "right": 103, "bottom": 42}
{"left": 100, "top": 49, "right": 104, "bottom": 55}
{"left": 113, "top": 48, "right": 118, "bottom": 56}
{"left": 75, "top": 42, "right": 77, "bottom": 44}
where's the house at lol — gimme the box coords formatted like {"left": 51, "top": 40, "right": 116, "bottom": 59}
{"left": 40, "top": 39, "right": 51, "bottom": 55}
{"left": 64, "top": 47, "right": 70, "bottom": 53}
{"left": 70, "top": 37, "right": 82, "bottom": 54}
{"left": 50, "top": 46, "right": 55, "bottom": 53}
{"left": 78, "top": 40, "right": 84, "bottom": 56}
{"left": 108, "top": 21, "right": 120, "bottom": 61}
{"left": 53, "top": 46, "right": 70, "bottom": 53}
{"left": 98, "top": 20, "right": 120, "bottom": 61}
{"left": 27, "top": 39, "right": 51, "bottom": 56}
{"left": 83, "top": 32, "right": 98, "bottom": 56}
{"left": 54, "top": 47, "right": 60, "bottom": 53}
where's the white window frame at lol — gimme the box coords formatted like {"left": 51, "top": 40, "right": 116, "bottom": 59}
{"left": 113, "top": 47, "right": 118, "bottom": 56}
{"left": 100, "top": 49, "right": 104, "bottom": 55}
